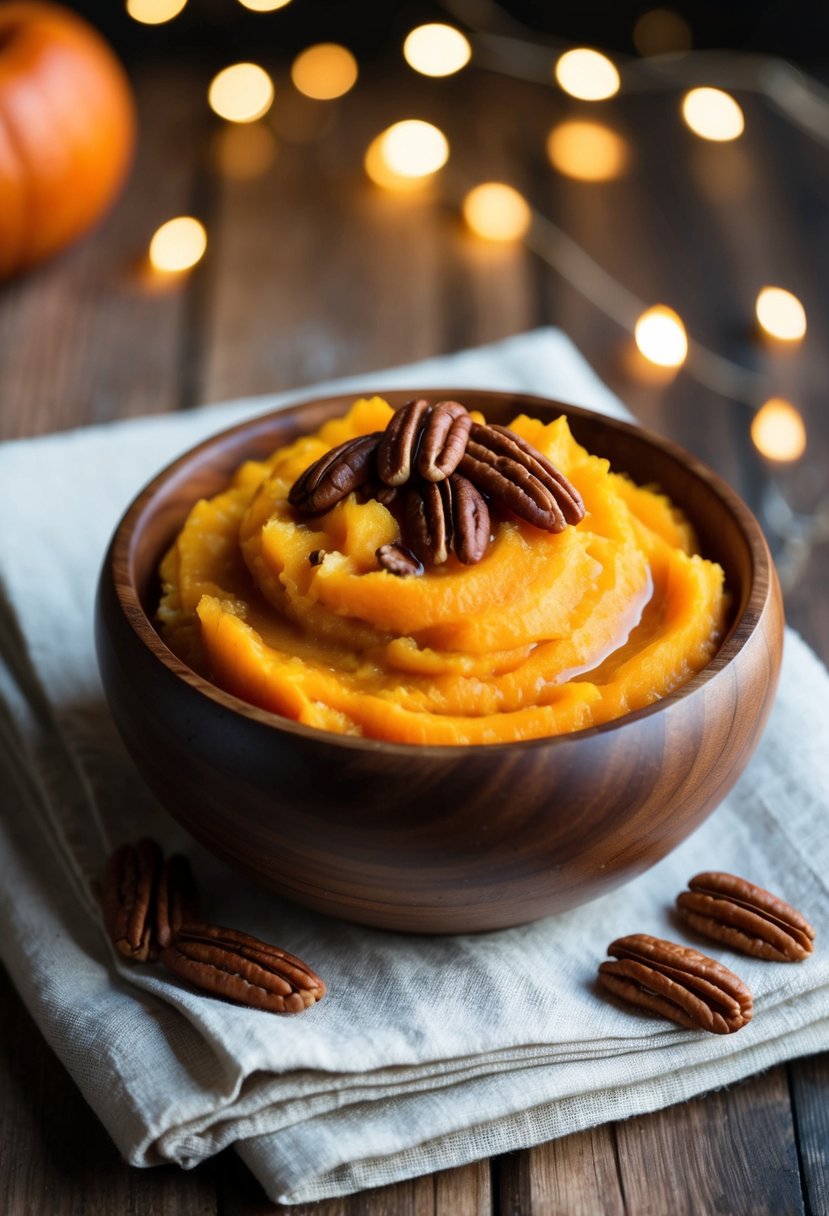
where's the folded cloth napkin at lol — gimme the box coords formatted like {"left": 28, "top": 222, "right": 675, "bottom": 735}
{"left": 1, "top": 329, "right": 828, "bottom": 1205}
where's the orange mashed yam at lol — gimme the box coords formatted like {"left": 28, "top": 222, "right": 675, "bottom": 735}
{"left": 158, "top": 397, "right": 727, "bottom": 744}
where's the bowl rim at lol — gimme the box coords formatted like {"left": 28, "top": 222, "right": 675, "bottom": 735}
{"left": 108, "top": 388, "right": 775, "bottom": 756}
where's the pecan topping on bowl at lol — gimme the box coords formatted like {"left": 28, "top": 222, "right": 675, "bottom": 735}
{"left": 459, "top": 423, "right": 585, "bottom": 533}
{"left": 376, "top": 542, "right": 424, "bottom": 577}
{"left": 598, "top": 933, "right": 753, "bottom": 1034}
{"left": 288, "top": 398, "right": 585, "bottom": 572}
{"left": 289, "top": 432, "right": 382, "bottom": 515}
{"left": 676, "top": 872, "right": 816, "bottom": 962}
{"left": 376, "top": 397, "right": 431, "bottom": 486}
{"left": 418, "top": 400, "right": 473, "bottom": 482}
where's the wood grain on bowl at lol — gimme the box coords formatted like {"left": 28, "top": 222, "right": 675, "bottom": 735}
{"left": 95, "top": 392, "right": 783, "bottom": 933}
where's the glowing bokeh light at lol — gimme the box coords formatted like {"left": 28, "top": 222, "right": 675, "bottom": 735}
{"left": 236, "top": 0, "right": 292, "bottom": 10}
{"left": 374, "top": 120, "right": 449, "bottom": 181}
{"left": 751, "top": 398, "right": 807, "bottom": 462}
{"left": 208, "top": 63, "right": 275, "bottom": 124}
{"left": 682, "top": 88, "right": 744, "bottom": 141}
{"left": 364, "top": 137, "right": 427, "bottom": 192}
{"left": 554, "top": 49, "right": 620, "bottom": 101}
{"left": 755, "top": 286, "right": 807, "bottom": 341}
{"left": 126, "top": 0, "right": 187, "bottom": 24}
{"left": 403, "top": 24, "right": 472, "bottom": 77}
{"left": 149, "top": 217, "right": 207, "bottom": 273}
{"left": 291, "top": 44, "right": 358, "bottom": 99}
{"left": 462, "top": 183, "right": 531, "bottom": 242}
{"left": 633, "top": 8, "right": 692, "bottom": 57}
{"left": 634, "top": 306, "right": 688, "bottom": 367}
{"left": 546, "top": 120, "right": 629, "bottom": 181}
{"left": 213, "top": 123, "right": 277, "bottom": 180}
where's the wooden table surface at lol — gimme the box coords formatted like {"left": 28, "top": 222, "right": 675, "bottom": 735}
{"left": 1, "top": 55, "right": 828, "bottom": 1215}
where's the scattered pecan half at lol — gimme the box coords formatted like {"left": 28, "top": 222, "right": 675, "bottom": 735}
{"left": 155, "top": 854, "right": 200, "bottom": 950}
{"left": 161, "top": 923, "right": 326, "bottom": 1013}
{"left": 376, "top": 542, "right": 424, "bottom": 577}
{"left": 418, "top": 400, "right": 473, "bottom": 482}
{"left": 376, "top": 398, "right": 431, "bottom": 486}
{"left": 598, "top": 933, "right": 753, "bottom": 1034}
{"left": 101, "top": 838, "right": 162, "bottom": 963}
{"left": 676, "top": 872, "right": 816, "bottom": 962}
{"left": 288, "top": 432, "right": 382, "bottom": 515}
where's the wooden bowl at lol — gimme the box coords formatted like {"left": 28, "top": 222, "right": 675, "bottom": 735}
{"left": 95, "top": 391, "right": 783, "bottom": 933}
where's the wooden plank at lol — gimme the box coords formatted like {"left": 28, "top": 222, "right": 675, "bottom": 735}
{"left": 217, "top": 1146, "right": 490, "bottom": 1215}
{"left": 614, "top": 1067, "right": 804, "bottom": 1216}
{"left": 497, "top": 1125, "right": 626, "bottom": 1216}
{"left": 0, "top": 66, "right": 209, "bottom": 440}
{"left": 0, "top": 965, "right": 218, "bottom": 1216}
{"left": 789, "top": 1055, "right": 829, "bottom": 1216}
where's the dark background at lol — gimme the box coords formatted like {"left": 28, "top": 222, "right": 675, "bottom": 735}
{"left": 65, "top": 2, "right": 829, "bottom": 67}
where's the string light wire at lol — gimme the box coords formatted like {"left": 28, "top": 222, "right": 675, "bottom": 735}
{"left": 435, "top": 0, "right": 823, "bottom": 408}
{"left": 438, "top": 0, "right": 829, "bottom": 153}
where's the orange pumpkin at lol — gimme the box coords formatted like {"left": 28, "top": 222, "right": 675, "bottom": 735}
{"left": 0, "top": 2, "right": 135, "bottom": 279}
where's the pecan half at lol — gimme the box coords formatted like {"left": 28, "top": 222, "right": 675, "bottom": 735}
{"left": 598, "top": 933, "right": 753, "bottom": 1034}
{"left": 418, "top": 400, "right": 473, "bottom": 482}
{"left": 487, "top": 425, "right": 585, "bottom": 525}
{"left": 404, "top": 473, "right": 491, "bottom": 567}
{"left": 155, "top": 854, "right": 200, "bottom": 950}
{"left": 406, "top": 480, "right": 453, "bottom": 566}
{"left": 101, "top": 838, "right": 162, "bottom": 963}
{"left": 676, "top": 872, "right": 816, "bottom": 962}
{"left": 376, "top": 542, "right": 424, "bottom": 577}
{"left": 376, "top": 398, "right": 431, "bottom": 486}
{"left": 288, "top": 432, "right": 382, "bottom": 515}
{"left": 459, "top": 423, "right": 584, "bottom": 533}
{"left": 445, "top": 473, "right": 491, "bottom": 565}
{"left": 161, "top": 923, "right": 326, "bottom": 1013}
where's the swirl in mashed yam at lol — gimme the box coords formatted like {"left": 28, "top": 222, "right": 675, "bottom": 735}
{"left": 158, "top": 397, "right": 727, "bottom": 744}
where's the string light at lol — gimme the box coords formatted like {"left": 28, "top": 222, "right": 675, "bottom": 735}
{"left": 554, "top": 49, "right": 620, "bottom": 101}
{"left": 546, "top": 121, "right": 629, "bottom": 181}
{"left": 463, "top": 183, "right": 531, "bottom": 242}
{"left": 364, "top": 138, "right": 421, "bottom": 191}
{"left": 755, "top": 287, "right": 807, "bottom": 341}
{"left": 751, "top": 398, "right": 807, "bottom": 462}
{"left": 208, "top": 64, "right": 275, "bottom": 123}
{"left": 634, "top": 306, "right": 688, "bottom": 367}
{"left": 291, "top": 44, "right": 358, "bottom": 100}
{"left": 682, "top": 88, "right": 744, "bottom": 141}
{"left": 148, "top": 218, "right": 207, "bottom": 273}
{"left": 236, "top": 0, "right": 292, "bottom": 10}
{"left": 365, "top": 121, "right": 449, "bottom": 191}
{"left": 403, "top": 24, "right": 472, "bottom": 77}
{"left": 126, "top": 0, "right": 187, "bottom": 24}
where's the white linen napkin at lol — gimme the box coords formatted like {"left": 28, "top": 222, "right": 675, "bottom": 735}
{"left": 1, "top": 329, "right": 827, "bottom": 1205}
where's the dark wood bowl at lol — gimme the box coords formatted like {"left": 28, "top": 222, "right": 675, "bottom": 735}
{"left": 95, "top": 390, "right": 783, "bottom": 933}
